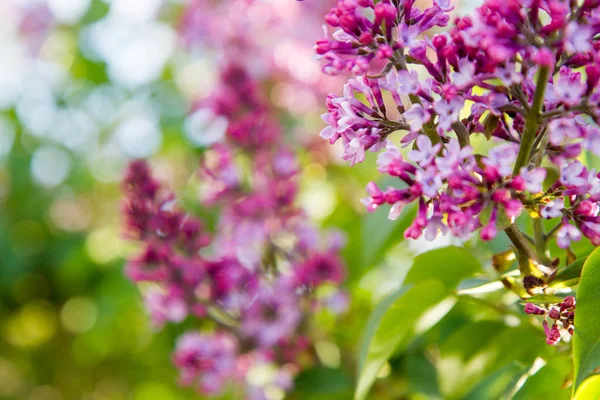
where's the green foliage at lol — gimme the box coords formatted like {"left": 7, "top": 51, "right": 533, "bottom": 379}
{"left": 573, "top": 246, "right": 600, "bottom": 392}
{"left": 355, "top": 281, "right": 453, "bottom": 400}
{"left": 437, "top": 321, "right": 541, "bottom": 398}
{"left": 355, "top": 246, "right": 483, "bottom": 400}
{"left": 360, "top": 203, "right": 415, "bottom": 270}
{"left": 524, "top": 294, "right": 566, "bottom": 304}
{"left": 513, "top": 357, "right": 571, "bottom": 400}
{"left": 549, "top": 257, "right": 586, "bottom": 288}
{"left": 405, "top": 246, "right": 481, "bottom": 287}
{"left": 293, "top": 366, "right": 352, "bottom": 399}
{"left": 575, "top": 374, "right": 600, "bottom": 399}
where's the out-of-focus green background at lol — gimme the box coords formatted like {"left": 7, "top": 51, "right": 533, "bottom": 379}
{"left": 0, "top": 1, "right": 588, "bottom": 399}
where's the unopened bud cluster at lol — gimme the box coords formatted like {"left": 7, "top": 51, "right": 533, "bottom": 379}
{"left": 524, "top": 296, "right": 576, "bottom": 345}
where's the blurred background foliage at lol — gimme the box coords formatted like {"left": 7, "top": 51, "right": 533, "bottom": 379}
{"left": 1, "top": 0, "right": 597, "bottom": 399}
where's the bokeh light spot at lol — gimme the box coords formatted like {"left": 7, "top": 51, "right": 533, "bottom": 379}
{"left": 3, "top": 301, "right": 58, "bottom": 348}
{"left": 133, "top": 382, "right": 182, "bottom": 400}
{"left": 0, "top": 358, "right": 25, "bottom": 398}
{"left": 86, "top": 228, "right": 124, "bottom": 264}
{"left": 31, "top": 145, "right": 71, "bottom": 187}
{"left": 60, "top": 297, "right": 98, "bottom": 334}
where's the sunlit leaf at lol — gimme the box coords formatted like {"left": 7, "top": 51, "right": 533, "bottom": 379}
{"left": 437, "top": 321, "right": 542, "bottom": 399}
{"left": 360, "top": 202, "right": 415, "bottom": 269}
{"left": 523, "top": 294, "right": 565, "bottom": 304}
{"left": 512, "top": 356, "right": 571, "bottom": 400}
{"left": 355, "top": 281, "right": 454, "bottom": 400}
{"left": 575, "top": 374, "right": 600, "bottom": 399}
{"left": 405, "top": 246, "right": 481, "bottom": 288}
{"left": 549, "top": 257, "right": 586, "bottom": 289}
{"left": 573, "top": 246, "right": 600, "bottom": 392}
{"left": 465, "top": 363, "right": 525, "bottom": 400}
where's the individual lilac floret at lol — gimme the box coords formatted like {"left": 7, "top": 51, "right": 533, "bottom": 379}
{"left": 173, "top": 332, "right": 238, "bottom": 395}
{"left": 241, "top": 283, "right": 302, "bottom": 348}
{"left": 556, "top": 221, "right": 582, "bottom": 249}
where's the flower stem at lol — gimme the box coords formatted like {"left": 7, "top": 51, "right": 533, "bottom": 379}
{"left": 544, "top": 222, "right": 562, "bottom": 242}
{"left": 503, "top": 66, "right": 551, "bottom": 263}
{"left": 533, "top": 218, "right": 551, "bottom": 264}
{"left": 512, "top": 66, "right": 550, "bottom": 175}
{"left": 505, "top": 224, "right": 537, "bottom": 261}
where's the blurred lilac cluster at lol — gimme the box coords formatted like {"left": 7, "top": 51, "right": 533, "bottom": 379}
{"left": 122, "top": 0, "right": 347, "bottom": 398}
{"left": 122, "top": 109, "right": 345, "bottom": 397}
{"left": 315, "top": 0, "right": 600, "bottom": 248}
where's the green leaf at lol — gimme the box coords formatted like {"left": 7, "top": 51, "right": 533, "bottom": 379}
{"left": 573, "top": 246, "right": 600, "bottom": 392}
{"left": 549, "top": 257, "right": 586, "bottom": 289}
{"left": 575, "top": 374, "right": 600, "bottom": 399}
{"left": 360, "top": 202, "right": 415, "bottom": 269}
{"left": 355, "top": 281, "right": 455, "bottom": 400}
{"left": 523, "top": 294, "right": 565, "bottom": 304}
{"left": 512, "top": 357, "right": 571, "bottom": 400}
{"left": 465, "top": 363, "right": 525, "bottom": 400}
{"left": 405, "top": 351, "right": 440, "bottom": 397}
{"left": 405, "top": 246, "right": 481, "bottom": 288}
{"left": 294, "top": 366, "right": 352, "bottom": 397}
{"left": 437, "top": 322, "right": 542, "bottom": 399}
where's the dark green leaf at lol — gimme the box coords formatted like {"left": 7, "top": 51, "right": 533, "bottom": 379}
{"left": 437, "top": 322, "right": 542, "bottom": 399}
{"left": 549, "top": 257, "right": 586, "bottom": 288}
{"left": 405, "top": 351, "right": 440, "bottom": 397}
{"left": 573, "top": 246, "right": 600, "bottom": 392}
{"left": 294, "top": 366, "right": 352, "bottom": 397}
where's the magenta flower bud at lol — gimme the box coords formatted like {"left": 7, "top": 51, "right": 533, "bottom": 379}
{"left": 374, "top": 3, "right": 396, "bottom": 24}
{"left": 584, "top": 0, "right": 600, "bottom": 9}
{"left": 565, "top": 53, "right": 591, "bottom": 69}
{"left": 480, "top": 223, "right": 497, "bottom": 241}
{"left": 561, "top": 296, "right": 576, "bottom": 310}
{"left": 586, "top": 64, "right": 600, "bottom": 93}
{"left": 548, "top": 308, "right": 561, "bottom": 320}
{"left": 432, "top": 34, "right": 447, "bottom": 49}
{"left": 575, "top": 200, "right": 598, "bottom": 217}
{"left": 543, "top": 321, "right": 562, "bottom": 346}
{"left": 491, "top": 189, "right": 511, "bottom": 204}
{"left": 376, "top": 44, "right": 393, "bottom": 59}
{"left": 315, "top": 38, "right": 332, "bottom": 55}
{"left": 359, "top": 31, "right": 373, "bottom": 45}
{"left": 480, "top": 208, "right": 498, "bottom": 241}
{"left": 325, "top": 12, "right": 341, "bottom": 27}
{"left": 532, "top": 47, "right": 554, "bottom": 67}
{"left": 524, "top": 303, "right": 545, "bottom": 315}
{"left": 564, "top": 311, "right": 575, "bottom": 320}
{"left": 509, "top": 175, "right": 525, "bottom": 191}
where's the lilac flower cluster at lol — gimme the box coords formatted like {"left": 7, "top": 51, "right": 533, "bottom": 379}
{"left": 316, "top": 0, "right": 453, "bottom": 75}
{"left": 122, "top": 63, "right": 346, "bottom": 400}
{"left": 525, "top": 296, "right": 576, "bottom": 345}
{"left": 312, "top": 0, "right": 600, "bottom": 346}
{"left": 316, "top": 0, "right": 600, "bottom": 250}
